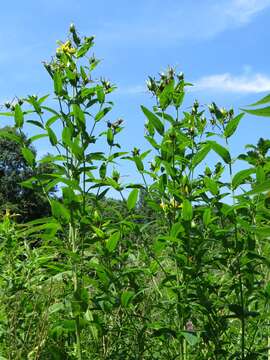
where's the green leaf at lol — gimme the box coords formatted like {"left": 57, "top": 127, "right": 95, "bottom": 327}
{"left": 204, "top": 177, "right": 219, "bottom": 195}
{"left": 256, "top": 165, "right": 265, "bottom": 183}
{"left": 106, "top": 231, "right": 120, "bottom": 252}
{"left": 96, "top": 86, "right": 105, "bottom": 103}
{"left": 170, "top": 223, "right": 184, "bottom": 238}
{"left": 14, "top": 104, "right": 24, "bottom": 127}
{"left": 134, "top": 157, "right": 144, "bottom": 172}
{"left": 107, "top": 128, "right": 114, "bottom": 146}
{"left": 99, "top": 162, "right": 107, "bottom": 179}
{"left": 159, "top": 80, "right": 174, "bottom": 110}
{"left": 0, "top": 112, "right": 13, "bottom": 117}
{"left": 127, "top": 189, "right": 139, "bottom": 210}
{"left": 244, "top": 180, "right": 270, "bottom": 196}
{"left": 224, "top": 113, "right": 244, "bottom": 138}
{"left": 173, "top": 89, "right": 185, "bottom": 109}
{"left": 47, "top": 127, "right": 58, "bottom": 146}
{"left": 203, "top": 208, "right": 212, "bottom": 226}
{"left": 141, "top": 106, "right": 164, "bottom": 135}
{"left": 22, "top": 147, "right": 35, "bottom": 166}
{"left": 95, "top": 107, "right": 112, "bottom": 122}
{"left": 76, "top": 40, "right": 94, "bottom": 58}
{"left": 182, "top": 199, "right": 193, "bottom": 221}
{"left": 46, "top": 115, "right": 59, "bottom": 127}
{"left": 49, "top": 302, "right": 65, "bottom": 314}
{"left": 232, "top": 168, "right": 255, "bottom": 189}
{"left": 53, "top": 71, "right": 63, "bottom": 95}
{"left": 121, "top": 290, "right": 135, "bottom": 308}
{"left": 29, "top": 133, "right": 48, "bottom": 143}
{"left": 249, "top": 93, "right": 270, "bottom": 106}
{"left": 108, "top": 151, "right": 128, "bottom": 161}
{"left": 0, "top": 130, "right": 23, "bottom": 144}
{"left": 192, "top": 143, "right": 211, "bottom": 168}
{"left": 39, "top": 154, "right": 66, "bottom": 163}
{"left": 145, "top": 136, "right": 160, "bottom": 150}
{"left": 62, "top": 127, "right": 72, "bottom": 147}
{"left": 208, "top": 141, "right": 231, "bottom": 163}
{"left": 181, "top": 331, "right": 198, "bottom": 346}
{"left": 241, "top": 106, "right": 270, "bottom": 117}
{"left": 73, "top": 104, "right": 85, "bottom": 128}
{"left": 27, "top": 120, "right": 44, "bottom": 129}
{"left": 51, "top": 200, "right": 70, "bottom": 223}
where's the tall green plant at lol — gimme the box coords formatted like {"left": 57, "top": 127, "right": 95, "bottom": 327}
{"left": 136, "top": 68, "right": 270, "bottom": 359}
{"left": 0, "top": 25, "right": 127, "bottom": 359}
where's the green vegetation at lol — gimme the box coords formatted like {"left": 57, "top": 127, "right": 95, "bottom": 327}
{"left": 0, "top": 25, "right": 270, "bottom": 359}
{"left": 0, "top": 126, "right": 55, "bottom": 222}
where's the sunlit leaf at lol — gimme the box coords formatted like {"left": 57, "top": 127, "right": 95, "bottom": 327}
{"left": 127, "top": 189, "right": 139, "bottom": 210}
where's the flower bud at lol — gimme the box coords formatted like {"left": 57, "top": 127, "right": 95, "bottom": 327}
{"left": 69, "top": 23, "right": 76, "bottom": 33}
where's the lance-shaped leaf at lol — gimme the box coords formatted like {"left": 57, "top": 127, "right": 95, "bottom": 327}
{"left": 14, "top": 104, "right": 24, "bottom": 127}
{"left": 204, "top": 177, "right": 219, "bottom": 195}
{"left": 106, "top": 231, "right": 120, "bottom": 252}
{"left": 182, "top": 199, "right": 193, "bottom": 221}
{"left": 47, "top": 127, "right": 58, "bottom": 146}
{"left": 0, "top": 130, "right": 23, "bottom": 144}
{"left": 232, "top": 168, "right": 255, "bottom": 189}
{"left": 141, "top": 106, "right": 164, "bottom": 135}
{"left": 192, "top": 143, "right": 211, "bottom": 169}
{"left": 224, "top": 113, "right": 244, "bottom": 138}
{"left": 249, "top": 94, "right": 270, "bottom": 106}
{"left": 22, "top": 147, "right": 35, "bottom": 167}
{"left": 107, "top": 128, "right": 114, "bottom": 146}
{"left": 95, "top": 106, "right": 112, "bottom": 122}
{"left": 208, "top": 140, "right": 231, "bottom": 164}
{"left": 241, "top": 106, "right": 270, "bottom": 117}
{"left": 53, "top": 71, "right": 63, "bottom": 95}
{"left": 73, "top": 104, "right": 85, "bottom": 128}
{"left": 243, "top": 179, "right": 270, "bottom": 196}
{"left": 51, "top": 200, "right": 70, "bottom": 223}
{"left": 181, "top": 331, "right": 199, "bottom": 346}
{"left": 121, "top": 290, "right": 135, "bottom": 308}
{"left": 127, "top": 188, "right": 139, "bottom": 210}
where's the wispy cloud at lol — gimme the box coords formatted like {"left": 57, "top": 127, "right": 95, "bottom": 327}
{"left": 95, "top": 0, "right": 270, "bottom": 45}
{"left": 118, "top": 69, "right": 270, "bottom": 96}
{"left": 116, "top": 85, "right": 146, "bottom": 96}
{"left": 195, "top": 72, "right": 270, "bottom": 93}
{"left": 225, "top": 0, "right": 270, "bottom": 23}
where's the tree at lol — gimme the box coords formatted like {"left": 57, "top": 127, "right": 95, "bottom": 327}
{"left": 0, "top": 126, "right": 54, "bottom": 222}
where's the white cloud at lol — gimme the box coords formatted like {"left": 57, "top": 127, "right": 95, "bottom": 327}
{"left": 117, "top": 85, "right": 146, "bottom": 95}
{"left": 194, "top": 72, "right": 270, "bottom": 93}
{"left": 225, "top": 0, "right": 270, "bottom": 23}
{"left": 118, "top": 70, "right": 270, "bottom": 96}
{"left": 95, "top": 0, "right": 270, "bottom": 45}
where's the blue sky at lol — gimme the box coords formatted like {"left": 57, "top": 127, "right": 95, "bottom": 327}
{"left": 1, "top": 0, "right": 270, "bottom": 187}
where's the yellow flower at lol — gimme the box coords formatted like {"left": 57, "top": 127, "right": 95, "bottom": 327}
{"left": 57, "top": 40, "right": 76, "bottom": 55}
{"left": 160, "top": 201, "right": 168, "bottom": 211}
{"left": 5, "top": 208, "right": 10, "bottom": 218}
{"left": 169, "top": 198, "right": 181, "bottom": 209}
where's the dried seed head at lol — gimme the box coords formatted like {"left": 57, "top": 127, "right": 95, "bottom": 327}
{"left": 186, "top": 320, "right": 194, "bottom": 332}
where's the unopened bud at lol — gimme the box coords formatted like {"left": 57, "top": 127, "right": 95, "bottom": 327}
{"left": 69, "top": 23, "right": 76, "bottom": 33}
